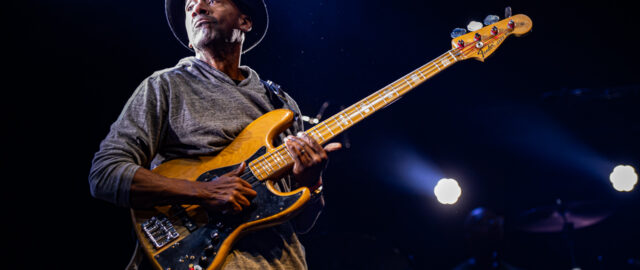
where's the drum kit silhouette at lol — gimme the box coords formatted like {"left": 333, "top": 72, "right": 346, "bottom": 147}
{"left": 515, "top": 199, "right": 612, "bottom": 270}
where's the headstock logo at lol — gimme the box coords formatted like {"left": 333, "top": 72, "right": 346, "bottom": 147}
{"left": 477, "top": 34, "right": 506, "bottom": 59}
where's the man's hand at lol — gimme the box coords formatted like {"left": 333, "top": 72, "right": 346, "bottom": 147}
{"left": 285, "top": 132, "right": 342, "bottom": 189}
{"left": 197, "top": 162, "right": 257, "bottom": 213}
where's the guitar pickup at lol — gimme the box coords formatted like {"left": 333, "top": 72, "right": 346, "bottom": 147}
{"left": 171, "top": 205, "right": 198, "bottom": 233}
{"left": 181, "top": 215, "right": 198, "bottom": 232}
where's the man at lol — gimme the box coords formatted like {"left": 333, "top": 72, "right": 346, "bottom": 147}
{"left": 89, "top": 0, "right": 340, "bottom": 268}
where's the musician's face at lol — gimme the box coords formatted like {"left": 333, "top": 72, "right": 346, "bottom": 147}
{"left": 184, "top": 0, "right": 250, "bottom": 50}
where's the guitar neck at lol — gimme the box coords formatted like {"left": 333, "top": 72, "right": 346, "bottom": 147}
{"left": 249, "top": 48, "right": 462, "bottom": 180}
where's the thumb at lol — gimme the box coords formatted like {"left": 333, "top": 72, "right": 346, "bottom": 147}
{"left": 324, "top": 142, "right": 342, "bottom": 153}
{"left": 232, "top": 162, "right": 246, "bottom": 175}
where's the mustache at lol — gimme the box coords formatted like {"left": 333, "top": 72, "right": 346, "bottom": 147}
{"left": 193, "top": 15, "right": 218, "bottom": 28}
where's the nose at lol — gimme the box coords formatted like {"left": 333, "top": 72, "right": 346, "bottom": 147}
{"left": 191, "top": 0, "right": 209, "bottom": 17}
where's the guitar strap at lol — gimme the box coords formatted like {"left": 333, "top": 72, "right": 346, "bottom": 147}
{"left": 261, "top": 79, "right": 288, "bottom": 110}
{"left": 261, "top": 79, "right": 301, "bottom": 131}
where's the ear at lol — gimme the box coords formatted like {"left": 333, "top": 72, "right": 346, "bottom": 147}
{"left": 238, "top": 14, "right": 253, "bottom": 32}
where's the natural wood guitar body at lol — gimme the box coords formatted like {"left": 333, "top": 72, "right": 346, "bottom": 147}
{"left": 131, "top": 109, "right": 312, "bottom": 270}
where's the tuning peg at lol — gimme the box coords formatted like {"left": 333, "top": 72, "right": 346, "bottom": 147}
{"left": 505, "top": 6, "right": 512, "bottom": 18}
{"left": 467, "top": 21, "right": 483, "bottom": 32}
{"left": 483, "top": 15, "right": 500, "bottom": 26}
{"left": 450, "top": 28, "right": 467, "bottom": 38}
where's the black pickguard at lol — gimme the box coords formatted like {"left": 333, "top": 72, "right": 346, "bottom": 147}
{"left": 154, "top": 147, "right": 303, "bottom": 269}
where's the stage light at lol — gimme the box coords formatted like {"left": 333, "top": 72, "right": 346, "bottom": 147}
{"left": 609, "top": 165, "right": 638, "bottom": 192}
{"left": 434, "top": 178, "right": 462, "bottom": 204}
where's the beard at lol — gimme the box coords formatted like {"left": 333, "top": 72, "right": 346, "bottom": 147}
{"left": 191, "top": 25, "right": 230, "bottom": 50}
{"left": 189, "top": 24, "right": 244, "bottom": 52}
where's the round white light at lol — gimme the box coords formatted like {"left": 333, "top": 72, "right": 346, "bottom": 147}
{"left": 434, "top": 178, "right": 462, "bottom": 204}
{"left": 609, "top": 165, "right": 638, "bottom": 192}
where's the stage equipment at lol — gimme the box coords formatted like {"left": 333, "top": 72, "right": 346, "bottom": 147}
{"left": 516, "top": 199, "right": 611, "bottom": 269}
{"left": 300, "top": 101, "right": 329, "bottom": 125}
{"left": 301, "top": 102, "right": 351, "bottom": 149}
{"left": 609, "top": 165, "right": 637, "bottom": 192}
{"left": 131, "top": 12, "right": 532, "bottom": 270}
{"left": 517, "top": 199, "right": 610, "bottom": 233}
{"left": 434, "top": 178, "right": 462, "bottom": 204}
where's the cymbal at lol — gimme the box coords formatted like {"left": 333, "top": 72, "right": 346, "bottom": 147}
{"left": 516, "top": 201, "right": 611, "bottom": 233}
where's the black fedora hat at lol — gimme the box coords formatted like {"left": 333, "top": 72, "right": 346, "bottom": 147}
{"left": 165, "top": 0, "right": 269, "bottom": 53}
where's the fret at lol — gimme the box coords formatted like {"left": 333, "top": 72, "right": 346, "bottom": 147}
{"left": 357, "top": 104, "right": 368, "bottom": 116}
{"left": 434, "top": 62, "right": 441, "bottom": 71}
{"left": 361, "top": 100, "right": 372, "bottom": 114}
{"left": 275, "top": 150, "right": 286, "bottom": 165}
{"left": 382, "top": 87, "right": 397, "bottom": 103}
{"left": 410, "top": 74, "right": 420, "bottom": 83}
{"left": 314, "top": 129, "right": 325, "bottom": 141}
{"left": 376, "top": 95, "right": 388, "bottom": 106}
{"left": 418, "top": 69, "right": 426, "bottom": 79}
{"left": 404, "top": 78, "right": 412, "bottom": 87}
{"left": 382, "top": 89, "right": 391, "bottom": 101}
{"left": 252, "top": 163, "right": 263, "bottom": 178}
{"left": 370, "top": 94, "right": 385, "bottom": 107}
{"left": 392, "top": 86, "right": 400, "bottom": 97}
{"left": 378, "top": 91, "right": 389, "bottom": 105}
{"left": 339, "top": 113, "right": 352, "bottom": 126}
{"left": 448, "top": 51, "right": 457, "bottom": 62}
{"left": 284, "top": 147, "right": 294, "bottom": 160}
{"left": 307, "top": 130, "right": 318, "bottom": 142}
{"left": 259, "top": 161, "right": 269, "bottom": 174}
{"left": 264, "top": 159, "right": 274, "bottom": 171}
{"left": 330, "top": 117, "right": 344, "bottom": 131}
{"left": 271, "top": 151, "right": 281, "bottom": 165}
{"left": 442, "top": 58, "right": 451, "bottom": 67}
{"left": 323, "top": 122, "right": 335, "bottom": 136}
{"left": 351, "top": 105, "right": 365, "bottom": 119}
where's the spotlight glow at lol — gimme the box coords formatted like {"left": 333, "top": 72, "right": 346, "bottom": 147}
{"left": 609, "top": 165, "right": 638, "bottom": 192}
{"left": 434, "top": 178, "right": 462, "bottom": 204}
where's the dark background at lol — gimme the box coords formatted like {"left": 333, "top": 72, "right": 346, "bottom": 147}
{"left": 7, "top": 0, "right": 639, "bottom": 269}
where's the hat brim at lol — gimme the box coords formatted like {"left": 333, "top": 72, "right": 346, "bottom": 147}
{"left": 165, "top": 0, "right": 268, "bottom": 54}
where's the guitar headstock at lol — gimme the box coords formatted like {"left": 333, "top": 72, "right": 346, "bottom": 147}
{"left": 451, "top": 14, "right": 532, "bottom": 62}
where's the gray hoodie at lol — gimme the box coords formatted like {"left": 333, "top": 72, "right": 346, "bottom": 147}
{"left": 89, "top": 56, "right": 321, "bottom": 269}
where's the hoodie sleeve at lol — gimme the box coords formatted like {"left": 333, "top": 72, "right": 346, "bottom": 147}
{"left": 88, "top": 76, "right": 168, "bottom": 207}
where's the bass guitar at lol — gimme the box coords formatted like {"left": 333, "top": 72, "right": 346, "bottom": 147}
{"left": 132, "top": 13, "right": 532, "bottom": 270}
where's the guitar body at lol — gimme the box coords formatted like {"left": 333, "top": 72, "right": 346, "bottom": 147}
{"left": 131, "top": 109, "right": 312, "bottom": 270}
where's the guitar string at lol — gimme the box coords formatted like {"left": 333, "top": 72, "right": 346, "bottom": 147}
{"left": 240, "top": 44, "right": 480, "bottom": 183}
{"left": 241, "top": 40, "right": 490, "bottom": 184}
{"left": 164, "top": 47, "right": 466, "bottom": 219}
{"left": 227, "top": 32, "right": 492, "bottom": 185}
{"left": 160, "top": 31, "right": 503, "bottom": 220}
